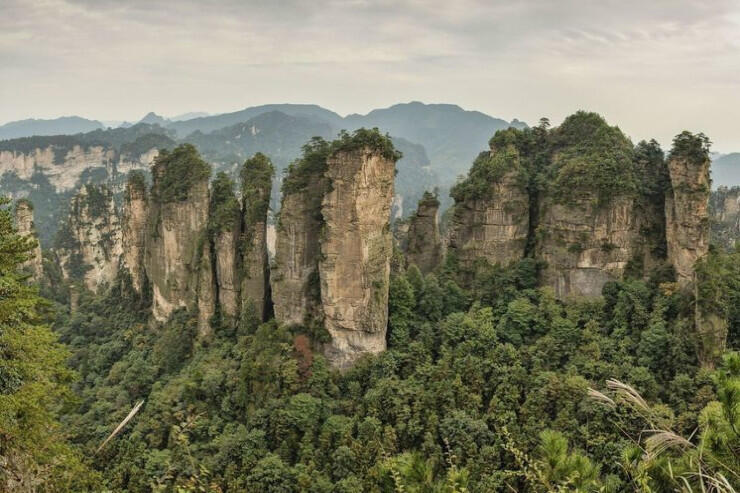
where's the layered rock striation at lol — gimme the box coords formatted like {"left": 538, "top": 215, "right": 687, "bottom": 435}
{"left": 13, "top": 199, "right": 43, "bottom": 282}
{"left": 448, "top": 138, "right": 530, "bottom": 279}
{"left": 57, "top": 184, "right": 123, "bottom": 293}
{"left": 664, "top": 132, "right": 711, "bottom": 286}
{"left": 320, "top": 146, "right": 396, "bottom": 368}
{"left": 446, "top": 113, "right": 712, "bottom": 299}
{"left": 145, "top": 145, "right": 211, "bottom": 322}
{"left": 405, "top": 191, "right": 442, "bottom": 274}
{"left": 272, "top": 130, "right": 399, "bottom": 368}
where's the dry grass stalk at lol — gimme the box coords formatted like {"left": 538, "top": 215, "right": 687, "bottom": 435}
{"left": 96, "top": 400, "right": 145, "bottom": 453}
{"left": 606, "top": 379, "right": 649, "bottom": 411}
{"left": 587, "top": 388, "right": 615, "bottom": 408}
{"left": 643, "top": 430, "right": 694, "bottom": 458}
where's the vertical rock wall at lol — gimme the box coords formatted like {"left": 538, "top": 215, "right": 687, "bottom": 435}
{"left": 240, "top": 153, "right": 274, "bottom": 322}
{"left": 13, "top": 200, "right": 43, "bottom": 282}
{"left": 448, "top": 168, "right": 529, "bottom": 274}
{"left": 121, "top": 173, "right": 148, "bottom": 294}
{"left": 59, "top": 185, "right": 123, "bottom": 293}
{"left": 272, "top": 184, "right": 325, "bottom": 326}
{"left": 537, "top": 195, "right": 637, "bottom": 298}
{"left": 405, "top": 191, "right": 442, "bottom": 274}
{"left": 145, "top": 146, "right": 211, "bottom": 322}
{"left": 320, "top": 148, "right": 395, "bottom": 368}
{"left": 665, "top": 151, "right": 711, "bottom": 286}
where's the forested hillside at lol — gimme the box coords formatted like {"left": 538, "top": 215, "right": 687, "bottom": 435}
{"left": 2, "top": 115, "right": 738, "bottom": 491}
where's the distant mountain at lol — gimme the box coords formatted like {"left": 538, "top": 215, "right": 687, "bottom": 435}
{"left": 712, "top": 153, "right": 740, "bottom": 188}
{"left": 168, "top": 104, "right": 344, "bottom": 138}
{"left": 170, "top": 112, "right": 209, "bottom": 121}
{"left": 138, "top": 112, "right": 169, "bottom": 126}
{"left": 345, "top": 102, "right": 526, "bottom": 183}
{"left": 0, "top": 116, "right": 104, "bottom": 140}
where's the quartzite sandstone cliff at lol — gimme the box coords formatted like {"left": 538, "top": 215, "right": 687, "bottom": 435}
{"left": 319, "top": 148, "right": 396, "bottom": 368}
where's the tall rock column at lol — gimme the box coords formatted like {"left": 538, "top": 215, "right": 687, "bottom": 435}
{"left": 58, "top": 184, "right": 123, "bottom": 293}
{"left": 319, "top": 144, "right": 397, "bottom": 368}
{"left": 665, "top": 132, "right": 711, "bottom": 286}
{"left": 121, "top": 171, "right": 148, "bottom": 294}
{"left": 272, "top": 141, "right": 329, "bottom": 327}
{"left": 405, "top": 191, "right": 442, "bottom": 274}
{"left": 13, "top": 199, "right": 43, "bottom": 282}
{"left": 240, "top": 153, "right": 274, "bottom": 322}
{"left": 209, "top": 172, "right": 241, "bottom": 322}
{"left": 145, "top": 144, "right": 212, "bottom": 322}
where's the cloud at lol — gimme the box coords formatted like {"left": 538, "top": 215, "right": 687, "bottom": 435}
{"left": 2, "top": 0, "right": 739, "bottom": 150}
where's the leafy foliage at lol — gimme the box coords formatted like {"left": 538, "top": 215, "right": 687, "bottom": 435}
{"left": 151, "top": 144, "right": 212, "bottom": 203}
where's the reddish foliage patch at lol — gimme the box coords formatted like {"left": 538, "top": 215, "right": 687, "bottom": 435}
{"left": 293, "top": 334, "right": 313, "bottom": 379}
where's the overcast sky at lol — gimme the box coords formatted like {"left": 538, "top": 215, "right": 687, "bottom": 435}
{"left": 2, "top": 0, "right": 740, "bottom": 151}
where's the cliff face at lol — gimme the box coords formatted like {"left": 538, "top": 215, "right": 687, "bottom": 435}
{"left": 13, "top": 200, "right": 43, "bottom": 282}
{"left": 240, "top": 153, "right": 274, "bottom": 322}
{"left": 197, "top": 238, "right": 216, "bottom": 336}
{"left": 271, "top": 132, "right": 398, "bottom": 368}
{"left": 665, "top": 142, "right": 711, "bottom": 286}
{"left": 320, "top": 148, "right": 395, "bottom": 368}
{"left": 537, "top": 195, "right": 637, "bottom": 297}
{"left": 58, "top": 185, "right": 123, "bottom": 293}
{"left": 710, "top": 186, "right": 740, "bottom": 251}
{"left": 121, "top": 173, "right": 148, "bottom": 294}
{"left": 214, "top": 226, "right": 240, "bottom": 319}
{"left": 405, "top": 191, "right": 442, "bottom": 274}
{"left": 449, "top": 170, "right": 529, "bottom": 276}
{"left": 145, "top": 145, "right": 211, "bottom": 322}
{"left": 0, "top": 145, "right": 158, "bottom": 192}
{"left": 272, "top": 182, "right": 325, "bottom": 326}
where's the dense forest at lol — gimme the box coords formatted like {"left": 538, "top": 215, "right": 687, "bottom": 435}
{"left": 1, "top": 120, "right": 739, "bottom": 492}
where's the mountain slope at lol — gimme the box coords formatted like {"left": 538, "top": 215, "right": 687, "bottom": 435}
{"left": 168, "top": 104, "right": 344, "bottom": 138}
{"left": 0, "top": 116, "right": 104, "bottom": 140}
{"left": 712, "top": 153, "right": 740, "bottom": 187}
{"left": 346, "top": 101, "right": 526, "bottom": 182}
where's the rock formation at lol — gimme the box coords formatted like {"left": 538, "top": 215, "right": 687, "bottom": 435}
{"left": 665, "top": 133, "right": 711, "bottom": 286}
{"left": 121, "top": 171, "right": 148, "bottom": 294}
{"left": 58, "top": 184, "right": 123, "bottom": 293}
{"left": 537, "top": 195, "right": 637, "bottom": 298}
{"left": 710, "top": 186, "right": 740, "bottom": 251}
{"left": 13, "top": 199, "right": 43, "bottom": 282}
{"left": 448, "top": 141, "right": 530, "bottom": 278}
{"left": 272, "top": 141, "right": 329, "bottom": 327}
{"left": 209, "top": 173, "right": 242, "bottom": 321}
{"left": 405, "top": 191, "right": 442, "bottom": 274}
{"left": 240, "top": 153, "right": 274, "bottom": 322}
{"left": 272, "top": 130, "right": 399, "bottom": 368}
{"left": 445, "top": 114, "right": 709, "bottom": 299}
{"left": 320, "top": 146, "right": 396, "bottom": 368}
{"left": 145, "top": 144, "right": 211, "bottom": 322}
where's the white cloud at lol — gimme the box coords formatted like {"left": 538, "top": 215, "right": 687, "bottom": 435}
{"left": 1, "top": 0, "right": 739, "bottom": 151}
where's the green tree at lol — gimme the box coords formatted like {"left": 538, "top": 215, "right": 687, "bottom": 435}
{"left": 0, "top": 197, "right": 98, "bottom": 490}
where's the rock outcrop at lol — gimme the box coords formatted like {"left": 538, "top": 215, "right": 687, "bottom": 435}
{"left": 665, "top": 134, "right": 711, "bottom": 286}
{"left": 58, "top": 184, "right": 123, "bottom": 293}
{"left": 240, "top": 153, "right": 274, "bottom": 322}
{"left": 710, "top": 186, "right": 740, "bottom": 250}
{"left": 121, "top": 172, "right": 148, "bottom": 294}
{"left": 405, "top": 191, "right": 442, "bottom": 274}
{"left": 537, "top": 195, "right": 637, "bottom": 298}
{"left": 448, "top": 143, "right": 530, "bottom": 277}
{"left": 445, "top": 117, "right": 714, "bottom": 300}
{"left": 13, "top": 199, "right": 43, "bottom": 282}
{"left": 209, "top": 172, "right": 242, "bottom": 321}
{"left": 145, "top": 145, "right": 211, "bottom": 322}
{"left": 271, "top": 168, "right": 326, "bottom": 327}
{"left": 272, "top": 131, "right": 399, "bottom": 368}
{"left": 320, "top": 147, "right": 396, "bottom": 368}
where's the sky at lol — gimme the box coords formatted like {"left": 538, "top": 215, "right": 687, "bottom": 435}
{"left": 2, "top": 0, "right": 740, "bottom": 152}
